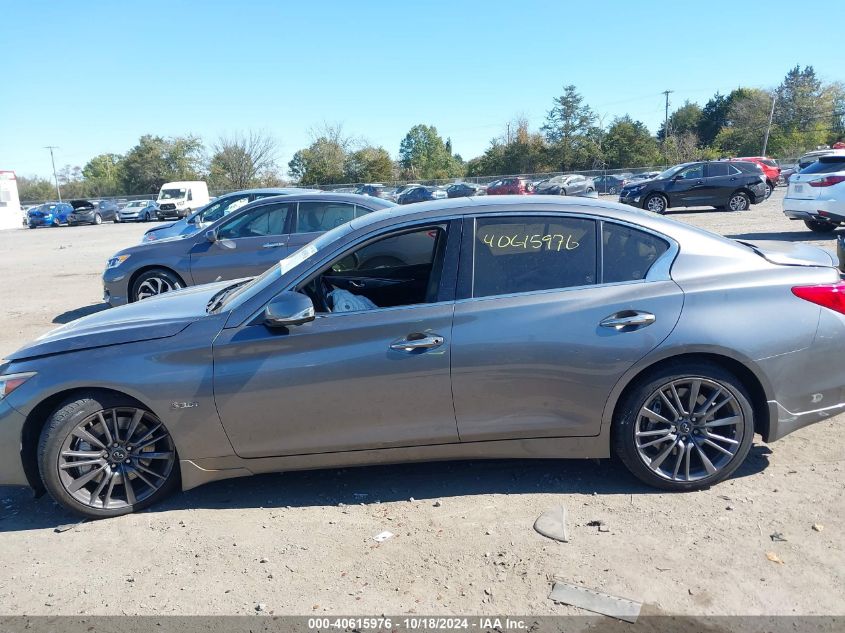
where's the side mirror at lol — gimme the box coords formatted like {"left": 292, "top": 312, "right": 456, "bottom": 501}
{"left": 264, "top": 292, "right": 315, "bottom": 328}
{"left": 205, "top": 229, "right": 217, "bottom": 243}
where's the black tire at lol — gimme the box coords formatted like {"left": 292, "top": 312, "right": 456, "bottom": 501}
{"left": 143, "top": 211, "right": 151, "bottom": 222}
{"left": 94, "top": 213, "right": 102, "bottom": 225}
{"left": 643, "top": 193, "right": 668, "bottom": 214}
{"left": 28, "top": 224, "right": 36, "bottom": 229}
{"left": 804, "top": 219, "right": 837, "bottom": 233}
{"left": 765, "top": 182, "right": 774, "bottom": 198}
{"left": 131, "top": 268, "right": 184, "bottom": 302}
{"left": 727, "top": 191, "right": 750, "bottom": 211}
{"left": 612, "top": 361, "right": 755, "bottom": 492}
{"left": 37, "top": 392, "right": 179, "bottom": 519}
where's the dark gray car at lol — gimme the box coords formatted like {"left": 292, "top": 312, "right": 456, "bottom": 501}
{"left": 67, "top": 199, "right": 120, "bottom": 225}
{"left": 2, "top": 196, "right": 845, "bottom": 518}
{"left": 103, "top": 193, "right": 396, "bottom": 306}
{"left": 533, "top": 174, "right": 595, "bottom": 196}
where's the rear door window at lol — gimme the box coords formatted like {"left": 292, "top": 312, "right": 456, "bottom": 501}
{"left": 295, "top": 201, "right": 356, "bottom": 233}
{"left": 602, "top": 222, "right": 670, "bottom": 283}
{"left": 706, "top": 163, "right": 731, "bottom": 177}
{"left": 471, "top": 216, "right": 597, "bottom": 298}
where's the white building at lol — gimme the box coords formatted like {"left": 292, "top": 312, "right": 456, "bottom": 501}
{"left": 0, "top": 171, "right": 22, "bottom": 230}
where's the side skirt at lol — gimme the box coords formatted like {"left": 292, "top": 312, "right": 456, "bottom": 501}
{"left": 180, "top": 435, "right": 609, "bottom": 491}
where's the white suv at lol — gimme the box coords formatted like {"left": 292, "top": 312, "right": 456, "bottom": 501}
{"left": 783, "top": 152, "right": 845, "bottom": 233}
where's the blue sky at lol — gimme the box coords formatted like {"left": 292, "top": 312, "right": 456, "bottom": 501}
{"left": 2, "top": 0, "right": 843, "bottom": 179}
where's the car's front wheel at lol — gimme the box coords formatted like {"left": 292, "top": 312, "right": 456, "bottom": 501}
{"left": 608, "top": 186, "right": 618, "bottom": 195}
{"left": 38, "top": 393, "right": 179, "bottom": 518}
{"left": 143, "top": 211, "right": 151, "bottom": 222}
{"left": 131, "top": 268, "right": 184, "bottom": 302}
{"left": 804, "top": 219, "right": 837, "bottom": 233}
{"left": 643, "top": 194, "right": 667, "bottom": 214}
{"left": 94, "top": 213, "right": 102, "bottom": 225}
{"left": 612, "top": 362, "right": 754, "bottom": 491}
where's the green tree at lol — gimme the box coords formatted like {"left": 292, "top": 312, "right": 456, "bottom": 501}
{"left": 398, "top": 124, "right": 463, "bottom": 179}
{"left": 715, "top": 88, "right": 774, "bottom": 156}
{"left": 121, "top": 135, "right": 205, "bottom": 194}
{"left": 774, "top": 65, "right": 842, "bottom": 152}
{"left": 658, "top": 101, "right": 702, "bottom": 140}
{"left": 697, "top": 92, "right": 735, "bottom": 147}
{"left": 602, "top": 116, "right": 661, "bottom": 168}
{"left": 541, "top": 85, "right": 597, "bottom": 171}
{"left": 17, "top": 175, "right": 57, "bottom": 202}
{"left": 344, "top": 146, "right": 394, "bottom": 183}
{"left": 288, "top": 137, "right": 347, "bottom": 184}
{"left": 82, "top": 153, "right": 125, "bottom": 197}
{"left": 467, "top": 119, "right": 553, "bottom": 176}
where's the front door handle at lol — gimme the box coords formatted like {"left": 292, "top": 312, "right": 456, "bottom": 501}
{"left": 262, "top": 242, "right": 285, "bottom": 249}
{"left": 390, "top": 333, "right": 445, "bottom": 352}
{"left": 600, "top": 311, "right": 656, "bottom": 330}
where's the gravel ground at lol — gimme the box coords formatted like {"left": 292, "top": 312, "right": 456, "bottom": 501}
{"left": 0, "top": 190, "right": 843, "bottom": 617}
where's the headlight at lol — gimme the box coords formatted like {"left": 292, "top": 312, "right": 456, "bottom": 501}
{"left": 106, "top": 254, "right": 131, "bottom": 269}
{"left": 0, "top": 372, "right": 36, "bottom": 402}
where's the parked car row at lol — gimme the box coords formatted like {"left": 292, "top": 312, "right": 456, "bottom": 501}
{"left": 782, "top": 151, "right": 845, "bottom": 233}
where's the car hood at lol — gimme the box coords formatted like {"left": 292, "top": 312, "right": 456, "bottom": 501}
{"left": 5, "top": 281, "right": 235, "bottom": 362}
{"left": 143, "top": 218, "right": 194, "bottom": 241}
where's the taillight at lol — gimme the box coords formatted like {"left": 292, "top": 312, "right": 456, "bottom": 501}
{"left": 792, "top": 283, "right": 845, "bottom": 315}
{"left": 809, "top": 175, "right": 845, "bottom": 188}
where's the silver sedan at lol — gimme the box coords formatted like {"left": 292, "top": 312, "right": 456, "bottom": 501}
{"left": 1, "top": 196, "right": 844, "bottom": 518}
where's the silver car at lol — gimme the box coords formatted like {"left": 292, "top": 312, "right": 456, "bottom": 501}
{"left": 2, "top": 196, "right": 844, "bottom": 518}
{"left": 118, "top": 200, "right": 159, "bottom": 223}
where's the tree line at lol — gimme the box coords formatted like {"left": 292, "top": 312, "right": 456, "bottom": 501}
{"left": 19, "top": 65, "right": 844, "bottom": 201}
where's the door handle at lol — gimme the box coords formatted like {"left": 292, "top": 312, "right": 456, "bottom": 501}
{"left": 390, "top": 333, "right": 445, "bottom": 352}
{"left": 600, "top": 311, "right": 656, "bottom": 330}
{"left": 262, "top": 242, "right": 285, "bottom": 249}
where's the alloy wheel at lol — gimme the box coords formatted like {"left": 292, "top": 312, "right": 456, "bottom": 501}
{"left": 728, "top": 194, "right": 748, "bottom": 211}
{"left": 634, "top": 377, "right": 746, "bottom": 482}
{"left": 646, "top": 195, "right": 666, "bottom": 213}
{"left": 136, "top": 276, "right": 180, "bottom": 300}
{"left": 57, "top": 407, "right": 175, "bottom": 510}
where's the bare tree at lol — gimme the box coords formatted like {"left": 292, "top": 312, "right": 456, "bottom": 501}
{"left": 209, "top": 130, "right": 279, "bottom": 189}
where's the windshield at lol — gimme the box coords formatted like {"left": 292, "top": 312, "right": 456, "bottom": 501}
{"left": 216, "top": 224, "right": 352, "bottom": 311}
{"left": 158, "top": 188, "right": 186, "bottom": 200}
{"left": 656, "top": 164, "right": 687, "bottom": 180}
{"left": 125, "top": 201, "right": 144, "bottom": 208}
{"left": 197, "top": 196, "right": 251, "bottom": 223}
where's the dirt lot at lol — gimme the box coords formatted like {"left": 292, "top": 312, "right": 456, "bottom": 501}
{"left": 0, "top": 190, "right": 843, "bottom": 618}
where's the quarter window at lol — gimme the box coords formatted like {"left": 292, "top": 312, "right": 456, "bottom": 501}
{"left": 295, "top": 202, "right": 357, "bottom": 233}
{"left": 602, "top": 222, "right": 669, "bottom": 283}
{"left": 472, "top": 216, "right": 597, "bottom": 298}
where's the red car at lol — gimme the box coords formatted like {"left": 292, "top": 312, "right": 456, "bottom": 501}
{"left": 729, "top": 157, "right": 780, "bottom": 197}
{"left": 486, "top": 177, "right": 532, "bottom": 195}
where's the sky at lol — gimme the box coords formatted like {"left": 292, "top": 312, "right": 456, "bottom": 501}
{"left": 2, "top": 0, "right": 844, "bottom": 180}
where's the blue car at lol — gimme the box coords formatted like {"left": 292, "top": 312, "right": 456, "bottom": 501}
{"left": 27, "top": 202, "right": 73, "bottom": 228}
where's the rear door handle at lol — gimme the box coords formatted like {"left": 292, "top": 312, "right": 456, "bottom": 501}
{"left": 390, "top": 333, "right": 445, "bottom": 352}
{"left": 600, "top": 311, "right": 656, "bottom": 330}
{"left": 262, "top": 242, "right": 285, "bottom": 249}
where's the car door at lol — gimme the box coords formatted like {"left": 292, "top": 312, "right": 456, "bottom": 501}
{"left": 704, "top": 162, "right": 735, "bottom": 206}
{"left": 450, "top": 213, "right": 683, "bottom": 440}
{"left": 211, "top": 220, "right": 461, "bottom": 457}
{"left": 189, "top": 200, "right": 294, "bottom": 285}
{"left": 665, "top": 163, "right": 706, "bottom": 206}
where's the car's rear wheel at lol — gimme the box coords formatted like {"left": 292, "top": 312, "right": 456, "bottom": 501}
{"left": 38, "top": 393, "right": 179, "bottom": 518}
{"left": 728, "top": 191, "right": 750, "bottom": 211}
{"left": 804, "top": 219, "right": 837, "bottom": 233}
{"left": 644, "top": 194, "right": 667, "bottom": 214}
{"left": 612, "top": 362, "right": 754, "bottom": 491}
{"left": 765, "top": 182, "right": 774, "bottom": 198}
{"left": 131, "top": 268, "right": 184, "bottom": 302}
{"left": 608, "top": 186, "right": 618, "bottom": 195}
{"left": 94, "top": 213, "right": 102, "bottom": 225}
{"left": 143, "top": 211, "right": 151, "bottom": 222}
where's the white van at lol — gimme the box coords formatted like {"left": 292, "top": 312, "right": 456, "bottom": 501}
{"left": 156, "top": 181, "right": 210, "bottom": 219}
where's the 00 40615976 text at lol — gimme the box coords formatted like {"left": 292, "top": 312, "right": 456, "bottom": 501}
{"left": 481, "top": 233, "right": 581, "bottom": 252}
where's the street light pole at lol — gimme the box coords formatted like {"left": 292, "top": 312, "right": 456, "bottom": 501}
{"left": 44, "top": 146, "right": 62, "bottom": 202}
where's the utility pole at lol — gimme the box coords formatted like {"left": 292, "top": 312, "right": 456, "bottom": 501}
{"left": 44, "top": 146, "right": 62, "bottom": 202}
{"left": 762, "top": 92, "right": 777, "bottom": 156}
{"left": 661, "top": 90, "right": 674, "bottom": 141}
{"left": 506, "top": 122, "right": 511, "bottom": 145}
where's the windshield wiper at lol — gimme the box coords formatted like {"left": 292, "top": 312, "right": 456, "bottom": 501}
{"left": 206, "top": 281, "right": 248, "bottom": 313}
